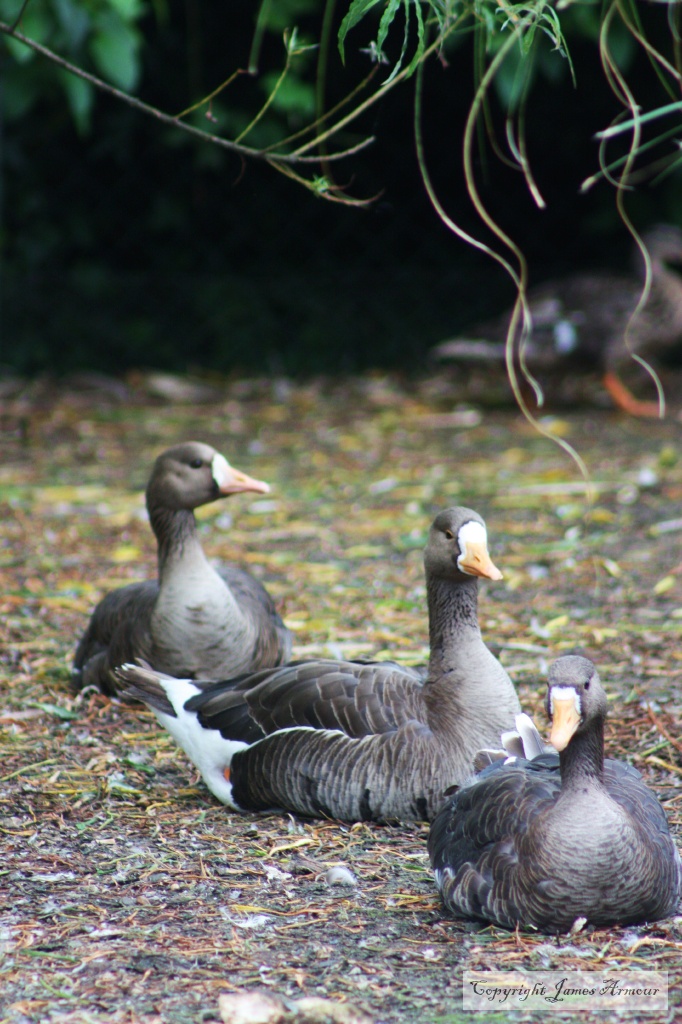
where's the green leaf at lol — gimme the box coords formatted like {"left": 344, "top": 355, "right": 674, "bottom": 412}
{"left": 58, "top": 69, "right": 94, "bottom": 134}
{"left": 2, "top": 5, "right": 52, "bottom": 63}
{"left": 106, "top": 0, "right": 146, "bottom": 22}
{"left": 493, "top": 36, "right": 535, "bottom": 112}
{"left": 403, "top": 0, "right": 426, "bottom": 80}
{"left": 32, "top": 702, "right": 80, "bottom": 721}
{"left": 262, "top": 71, "right": 316, "bottom": 117}
{"left": 338, "top": 0, "right": 386, "bottom": 61}
{"left": 52, "top": 0, "right": 90, "bottom": 49}
{"left": 1, "top": 65, "right": 42, "bottom": 119}
{"left": 123, "top": 756, "right": 155, "bottom": 774}
{"left": 377, "top": 0, "right": 405, "bottom": 83}
{"left": 89, "top": 18, "right": 141, "bottom": 91}
{"left": 75, "top": 817, "right": 100, "bottom": 833}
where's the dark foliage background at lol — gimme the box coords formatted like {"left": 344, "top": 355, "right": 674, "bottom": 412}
{"left": 2, "top": 0, "right": 682, "bottom": 378}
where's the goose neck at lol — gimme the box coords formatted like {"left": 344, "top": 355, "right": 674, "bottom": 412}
{"left": 149, "top": 505, "right": 202, "bottom": 572}
{"left": 559, "top": 718, "right": 605, "bottom": 790}
{"left": 426, "top": 575, "right": 480, "bottom": 674}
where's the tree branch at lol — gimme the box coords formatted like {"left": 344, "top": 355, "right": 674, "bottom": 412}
{"left": 0, "top": 20, "right": 376, "bottom": 172}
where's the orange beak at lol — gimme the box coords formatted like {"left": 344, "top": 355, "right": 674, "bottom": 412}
{"left": 549, "top": 696, "right": 581, "bottom": 752}
{"left": 218, "top": 465, "right": 270, "bottom": 496}
{"left": 458, "top": 540, "right": 503, "bottom": 581}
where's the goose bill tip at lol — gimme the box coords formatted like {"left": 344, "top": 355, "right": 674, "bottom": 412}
{"left": 217, "top": 466, "right": 271, "bottom": 496}
{"left": 458, "top": 541, "right": 503, "bottom": 581}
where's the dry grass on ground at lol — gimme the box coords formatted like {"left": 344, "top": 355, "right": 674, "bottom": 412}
{"left": 1, "top": 372, "right": 682, "bottom": 1023}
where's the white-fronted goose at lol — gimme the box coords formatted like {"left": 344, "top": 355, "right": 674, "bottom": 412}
{"left": 433, "top": 224, "right": 682, "bottom": 416}
{"left": 115, "top": 506, "right": 521, "bottom": 822}
{"left": 428, "top": 655, "right": 682, "bottom": 932}
{"left": 72, "top": 442, "right": 292, "bottom": 696}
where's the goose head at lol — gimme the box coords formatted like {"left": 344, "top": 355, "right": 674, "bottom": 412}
{"left": 146, "top": 442, "right": 271, "bottom": 513}
{"left": 546, "top": 655, "right": 608, "bottom": 752}
{"left": 423, "top": 507, "right": 503, "bottom": 583}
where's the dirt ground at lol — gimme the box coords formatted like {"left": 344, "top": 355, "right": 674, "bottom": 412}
{"left": 1, "top": 370, "right": 682, "bottom": 1024}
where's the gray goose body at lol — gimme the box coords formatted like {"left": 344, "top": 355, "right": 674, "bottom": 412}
{"left": 433, "top": 224, "right": 682, "bottom": 416}
{"left": 72, "top": 442, "right": 292, "bottom": 696}
{"left": 428, "top": 656, "right": 682, "bottom": 932}
{"left": 116, "top": 507, "right": 521, "bottom": 822}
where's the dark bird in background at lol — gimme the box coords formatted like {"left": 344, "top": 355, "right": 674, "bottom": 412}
{"left": 428, "top": 655, "right": 682, "bottom": 933}
{"left": 72, "top": 442, "right": 291, "bottom": 696}
{"left": 433, "top": 225, "right": 682, "bottom": 416}
{"left": 115, "top": 507, "right": 521, "bottom": 823}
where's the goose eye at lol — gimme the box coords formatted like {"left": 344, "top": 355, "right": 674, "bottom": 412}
{"left": 584, "top": 681, "right": 590, "bottom": 690}
{"left": 189, "top": 458, "right": 203, "bottom": 469}
{"left": 444, "top": 530, "right": 454, "bottom": 540}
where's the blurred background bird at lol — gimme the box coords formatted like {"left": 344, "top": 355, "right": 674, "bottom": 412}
{"left": 432, "top": 224, "right": 682, "bottom": 417}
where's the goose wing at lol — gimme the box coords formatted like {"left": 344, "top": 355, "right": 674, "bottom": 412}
{"left": 430, "top": 758, "right": 560, "bottom": 857}
{"left": 230, "top": 717, "right": 440, "bottom": 822}
{"left": 72, "top": 581, "right": 157, "bottom": 693}
{"left": 186, "top": 659, "right": 428, "bottom": 743}
{"left": 116, "top": 660, "right": 445, "bottom": 821}
{"left": 604, "top": 758, "right": 682, "bottom": 861}
{"left": 217, "top": 565, "right": 292, "bottom": 668}
{"left": 428, "top": 759, "right": 561, "bottom": 927}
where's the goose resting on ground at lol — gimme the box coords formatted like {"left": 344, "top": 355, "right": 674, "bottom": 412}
{"left": 116, "top": 506, "right": 521, "bottom": 822}
{"left": 433, "top": 224, "right": 682, "bottom": 417}
{"left": 72, "top": 442, "right": 292, "bottom": 696}
{"left": 428, "top": 655, "right": 682, "bottom": 932}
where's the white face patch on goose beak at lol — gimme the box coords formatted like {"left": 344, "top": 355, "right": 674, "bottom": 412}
{"left": 549, "top": 685, "right": 582, "bottom": 752}
{"left": 456, "top": 521, "right": 503, "bottom": 581}
{"left": 211, "top": 453, "right": 271, "bottom": 496}
{"left": 211, "top": 453, "right": 232, "bottom": 488}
